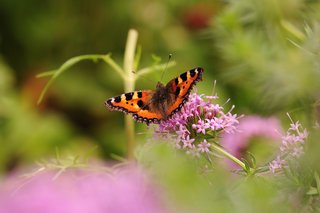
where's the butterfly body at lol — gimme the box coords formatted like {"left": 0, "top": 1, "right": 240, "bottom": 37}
{"left": 105, "top": 67, "right": 204, "bottom": 125}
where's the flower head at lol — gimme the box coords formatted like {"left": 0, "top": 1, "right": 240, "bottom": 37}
{"left": 152, "top": 87, "right": 241, "bottom": 157}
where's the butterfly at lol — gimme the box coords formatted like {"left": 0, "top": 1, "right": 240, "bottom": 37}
{"left": 105, "top": 67, "right": 204, "bottom": 125}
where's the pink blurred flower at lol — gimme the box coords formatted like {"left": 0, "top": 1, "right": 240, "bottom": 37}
{"left": 269, "top": 156, "right": 286, "bottom": 173}
{"left": 269, "top": 113, "right": 308, "bottom": 174}
{"left": 220, "top": 116, "right": 283, "bottom": 169}
{"left": 0, "top": 166, "right": 166, "bottom": 213}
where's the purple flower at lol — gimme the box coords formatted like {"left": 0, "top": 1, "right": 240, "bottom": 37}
{"left": 176, "top": 125, "right": 189, "bottom": 141}
{"left": 152, "top": 87, "right": 241, "bottom": 157}
{"left": 194, "top": 119, "right": 208, "bottom": 134}
{"left": 0, "top": 166, "right": 165, "bottom": 213}
{"left": 182, "top": 135, "right": 195, "bottom": 149}
{"left": 269, "top": 156, "right": 286, "bottom": 174}
{"left": 269, "top": 113, "right": 308, "bottom": 174}
{"left": 198, "top": 139, "right": 210, "bottom": 153}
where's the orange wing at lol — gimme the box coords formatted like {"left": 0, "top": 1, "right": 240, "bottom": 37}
{"left": 132, "top": 109, "right": 163, "bottom": 124}
{"left": 105, "top": 90, "right": 152, "bottom": 114}
{"left": 105, "top": 90, "right": 164, "bottom": 124}
{"left": 166, "top": 67, "right": 204, "bottom": 116}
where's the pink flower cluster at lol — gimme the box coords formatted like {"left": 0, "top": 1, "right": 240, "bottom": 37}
{"left": 269, "top": 114, "right": 308, "bottom": 173}
{"left": 152, "top": 88, "right": 241, "bottom": 157}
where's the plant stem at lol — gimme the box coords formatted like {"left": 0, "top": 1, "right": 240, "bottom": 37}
{"left": 123, "top": 29, "right": 138, "bottom": 160}
{"left": 211, "top": 143, "right": 247, "bottom": 171}
{"left": 37, "top": 54, "right": 110, "bottom": 104}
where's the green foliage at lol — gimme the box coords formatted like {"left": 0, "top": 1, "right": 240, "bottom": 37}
{"left": 214, "top": 0, "right": 320, "bottom": 112}
{"left": 136, "top": 142, "right": 295, "bottom": 213}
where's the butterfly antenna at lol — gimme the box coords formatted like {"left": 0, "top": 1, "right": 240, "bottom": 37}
{"left": 160, "top": 53, "right": 172, "bottom": 82}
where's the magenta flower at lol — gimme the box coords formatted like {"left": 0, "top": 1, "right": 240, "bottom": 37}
{"left": 182, "top": 135, "right": 195, "bottom": 149}
{"left": 269, "top": 113, "right": 308, "bottom": 174}
{"left": 220, "top": 115, "right": 283, "bottom": 168}
{"left": 193, "top": 119, "right": 208, "bottom": 134}
{"left": 269, "top": 156, "right": 286, "bottom": 173}
{"left": 0, "top": 166, "right": 165, "bottom": 213}
{"left": 198, "top": 139, "right": 210, "bottom": 153}
{"left": 152, "top": 86, "right": 241, "bottom": 157}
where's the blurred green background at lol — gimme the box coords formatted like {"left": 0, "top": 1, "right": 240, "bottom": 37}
{"left": 1, "top": 0, "right": 320, "bottom": 211}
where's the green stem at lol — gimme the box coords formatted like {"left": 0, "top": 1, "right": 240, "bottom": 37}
{"left": 37, "top": 54, "right": 121, "bottom": 104}
{"left": 211, "top": 143, "right": 247, "bottom": 171}
{"left": 123, "top": 29, "right": 138, "bottom": 161}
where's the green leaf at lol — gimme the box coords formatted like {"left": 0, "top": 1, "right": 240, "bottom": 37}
{"left": 36, "top": 70, "right": 56, "bottom": 78}
{"left": 231, "top": 170, "right": 247, "bottom": 176}
{"left": 242, "top": 158, "right": 251, "bottom": 174}
{"left": 254, "top": 167, "right": 269, "bottom": 174}
{"left": 306, "top": 187, "right": 318, "bottom": 195}
{"left": 314, "top": 171, "right": 320, "bottom": 195}
{"left": 282, "top": 166, "right": 293, "bottom": 181}
{"left": 110, "top": 153, "right": 127, "bottom": 162}
{"left": 55, "top": 147, "right": 60, "bottom": 165}
{"left": 280, "top": 19, "right": 306, "bottom": 41}
{"left": 151, "top": 54, "right": 161, "bottom": 65}
{"left": 135, "top": 61, "right": 176, "bottom": 77}
{"left": 247, "top": 152, "right": 256, "bottom": 169}
{"left": 84, "top": 145, "right": 98, "bottom": 164}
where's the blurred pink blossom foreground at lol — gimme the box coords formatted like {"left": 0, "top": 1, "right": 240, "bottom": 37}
{"left": 0, "top": 166, "right": 165, "bottom": 213}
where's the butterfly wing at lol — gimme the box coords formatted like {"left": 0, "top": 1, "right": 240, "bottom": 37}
{"left": 165, "top": 67, "right": 204, "bottom": 116}
{"left": 105, "top": 90, "right": 152, "bottom": 114}
{"left": 105, "top": 90, "right": 164, "bottom": 124}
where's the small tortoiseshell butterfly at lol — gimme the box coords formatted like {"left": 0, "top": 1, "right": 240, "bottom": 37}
{"left": 105, "top": 67, "right": 204, "bottom": 125}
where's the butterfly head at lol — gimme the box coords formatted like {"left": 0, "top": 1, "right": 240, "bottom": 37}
{"left": 156, "top": 82, "right": 165, "bottom": 89}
